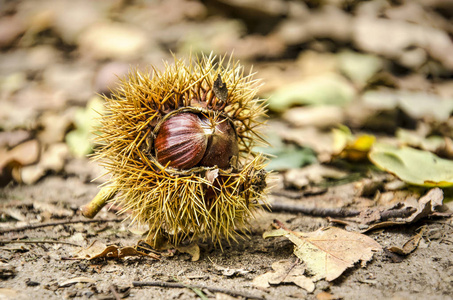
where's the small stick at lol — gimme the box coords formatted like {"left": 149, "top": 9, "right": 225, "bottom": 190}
{"left": 81, "top": 185, "right": 117, "bottom": 218}
{"left": 0, "top": 240, "right": 81, "bottom": 247}
{"left": 266, "top": 203, "right": 360, "bottom": 218}
{"left": 0, "top": 218, "right": 122, "bottom": 234}
{"left": 132, "top": 281, "right": 264, "bottom": 300}
{"left": 380, "top": 207, "right": 417, "bottom": 221}
{"left": 109, "top": 285, "right": 121, "bottom": 300}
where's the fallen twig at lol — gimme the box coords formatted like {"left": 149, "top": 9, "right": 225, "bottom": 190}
{"left": 380, "top": 207, "right": 417, "bottom": 221}
{"left": 109, "top": 285, "right": 121, "bottom": 300}
{"left": 0, "top": 240, "right": 81, "bottom": 247}
{"left": 0, "top": 218, "right": 122, "bottom": 234}
{"left": 132, "top": 281, "right": 264, "bottom": 299}
{"left": 266, "top": 203, "right": 360, "bottom": 218}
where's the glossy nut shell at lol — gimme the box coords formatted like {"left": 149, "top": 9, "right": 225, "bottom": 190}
{"left": 154, "top": 112, "right": 239, "bottom": 170}
{"left": 154, "top": 113, "right": 208, "bottom": 169}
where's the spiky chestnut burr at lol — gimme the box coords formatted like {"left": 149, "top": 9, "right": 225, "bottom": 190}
{"left": 81, "top": 54, "right": 269, "bottom": 246}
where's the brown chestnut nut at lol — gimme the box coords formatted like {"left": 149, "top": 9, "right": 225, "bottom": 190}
{"left": 154, "top": 112, "right": 238, "bottom": 169}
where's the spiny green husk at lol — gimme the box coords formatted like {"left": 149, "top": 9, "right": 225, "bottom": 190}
{"left": 93, "top": 53, "right": 268, "bottom": 246}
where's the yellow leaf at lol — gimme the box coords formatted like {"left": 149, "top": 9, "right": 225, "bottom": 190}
{"left": 332, "top": 126, "right": 375, "bottom": 161}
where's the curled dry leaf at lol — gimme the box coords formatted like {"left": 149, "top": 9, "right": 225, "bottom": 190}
{"left": 387, "top": 226, "right": 427, "bottom": 256}
{"left": 264, "top": 224, "right": 382, "bottom": 281}
{"left": 360, "top": 188, "right": 447, "bottom": 232}
{"left": 73, "top": 240, "right": 159, "bottom": 260}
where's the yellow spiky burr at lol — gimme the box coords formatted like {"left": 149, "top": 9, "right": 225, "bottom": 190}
{"left": 81, "top": 53, "right": 269, "bottom": 246}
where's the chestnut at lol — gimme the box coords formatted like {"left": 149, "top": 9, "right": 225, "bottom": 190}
{"left": 154, "top": 112, "right": 239, "bottom": 170}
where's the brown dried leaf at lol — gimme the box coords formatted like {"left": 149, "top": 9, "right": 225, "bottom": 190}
{"left": 387, "top": 226, "right": 427, "bottom": 256}
{"left": 264, "top": 226, "right": 382, "bottom": 281}
{"left": 0, "top": 140, "right": 40, "bottom": 186}
{"left": 253, "top": 260, "right": 315, "bottom": 292}
{"left": 360, "top": 188, "right": 447, "bottom": 232}
{"left": 73, "top": 240, "right": 158, "bottom": 260}
{"left": 176, "top": 242, "right": 200, "bottom": 262}
{"left": 0, "top": 140, "right": 40, "bottom": 167}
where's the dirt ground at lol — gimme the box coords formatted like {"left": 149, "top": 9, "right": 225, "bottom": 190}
{"left": 1, "top": 175, "right": 453, "bottom": 300}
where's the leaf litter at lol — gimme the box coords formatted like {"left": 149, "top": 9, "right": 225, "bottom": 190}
{"left": 2, "top": 0, "right": 453, "bottom": 298}
{"left": 328, "top": 188, "right": 450, "bottom": 232}
{"left": 387, "top": 225, "right": 427, "bottom": 256}
{"left": 256, "top": 220, "right": 382, "bottom": 290}
{"left": 73, "top": 240, "right": 160, "bottom": 260}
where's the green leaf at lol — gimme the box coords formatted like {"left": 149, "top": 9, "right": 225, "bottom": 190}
{"left": 338, "top": 51, "right": 382, "bottom": 87}
{"left": 255, "top": 131, "right": 317, "bottom": 171}
{"left": 267, "top": 74, "right": 355, "bottom": 112}
{"left": 369, "top": 144, "right": 453, "bottom": 187}
{"left": 66, "top": 96, "right": 105, "bottom": 157}
{"left": 265, "top": 147, "right": 317, "bottom": 171}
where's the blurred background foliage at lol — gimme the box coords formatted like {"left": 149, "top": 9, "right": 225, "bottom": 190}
{"left": 1, "top": 0, "right": 453, "bottom": 188}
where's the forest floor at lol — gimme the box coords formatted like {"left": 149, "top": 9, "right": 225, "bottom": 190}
{"left": 2, "top": 0, "right": 453, "bottom": 299}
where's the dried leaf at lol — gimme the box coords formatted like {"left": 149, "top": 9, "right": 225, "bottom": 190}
{"left": 253, "top": 260, "right": 315, "bottom": 292}
{"left": 360, "top": 188, "right": 446, "bottom": 232}
{"left": 213, "top": 75, "right": 228, "bottom": 102}
{"left": 284, "top": 164, "right": 347, "bottom": 189}
{"left": 128, "top": 223, "right": 150, "bottom": 236}
{"left": 0, "top": 140, "right": 40, "bottom": 186}
{"left": 388, "top": 226, "right": 427, "bottom": 255}
{"left": 264, "top": 226, "right": 382, "bottom": 281}
{"left": 176, "top": 242, "right": 200, "bottom": 262}
{"left": 369, "top": 144, "right": 453, "bottom": 187}
{"left": 78, "top": 22, "right": 148, "bottom": 60}
{"left": 283, "top": 106, "right": 345, "bottom": 128}
{"left": 73, "top": 240, "right": 157, "bottom": 260}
